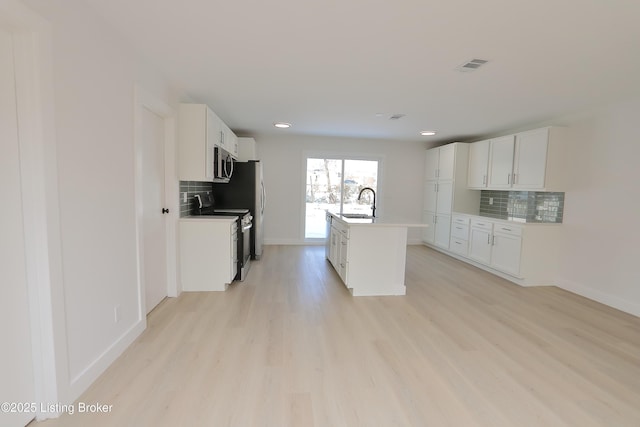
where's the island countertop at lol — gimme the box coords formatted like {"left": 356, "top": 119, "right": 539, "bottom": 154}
{"left": 327, "top": 211, "right": 429, "bottom": 228}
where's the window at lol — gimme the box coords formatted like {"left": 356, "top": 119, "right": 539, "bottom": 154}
{"left": 304, "top": 157, "right": 379, "bottom": 239}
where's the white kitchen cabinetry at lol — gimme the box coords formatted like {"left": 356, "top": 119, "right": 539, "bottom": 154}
{"left": 179, "top": 104, "right": 238, "bottom": 181}
{"left": 512, "top": 128, "right": 549, "bottom": 189}
{"left": 422, "top": 212, "right": 436, "bottom": 244}
{"left": 467, "top": 140, "right": 491, "bottom": 189}
{"left": 482, "top": 127, "right": 567, "bottom": 191}
{"left": 326, "top": 213, "right": 426, "bottom": 296}
{"left": 434, "top": 215, "right": 451, "bottom": 248}
{"left": 490, "top": 224, "right": 522, "bottom": 276}
{"left": 179, "top": 218, "right": 237, "bottom": 291}
{"left": 449, "top": 215, "right": 470, "bottom": 256}
{"left": 178, "top": 103, "right": 220, "bottom": 181}
{"left": 487, "top": 135, "right": 516, "bottom": 189}
{"left": 468, "top": 218, "right": 522, "bottom": 276}
{"left": 422, "top": 143, "right": 479, "bottom": 250}
{"left": 468, "top": 219, "right": 493, "bottom": 265}
{"left": 328, "top": 219, "right": 348, "bottom": 278}
{"left": 219, "top": 121, "right": 238, "bottom": 159}
{"left": 237, "top": 137, "right": 257, "bottom": 161}
{"left": 446, "top": 213, "right": 561, "bottom": 286}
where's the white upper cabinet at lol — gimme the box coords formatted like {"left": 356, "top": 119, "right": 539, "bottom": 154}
{"left": 179, "top": 103, "right": 238, "bottom": 181}
{"left": 479, "top": 127, "right": 567, "bottom": 191}
{"left": 219, "top": 121, "right": 238, "bottom": 159}
{"left": 488, "top": 135, "right": 516, "bottom": 189}
{"left": 422, "top": 143, "right": 480, "bottom": 249}
{"left": 424, "top": 149, "right": 440, "bottom": 180}
{"left": 512, "top": 128, "right": 549, "bottom": 189}
{"left": 179, "top": 103, "right": 218, "bottom": 182}
{"left": 437, "top": 144, "right": 455, "bottom": 180}
{"left": 425, "top": 144, "right": 455, "bottom": 181}
{"left": 467, "top": 139, "right": 491, "bottom": 189}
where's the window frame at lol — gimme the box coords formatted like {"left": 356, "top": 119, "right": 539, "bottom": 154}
{"left": 302, "top": 151, "right": 384, "bottom": 242}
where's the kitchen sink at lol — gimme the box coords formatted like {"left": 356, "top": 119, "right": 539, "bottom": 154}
{"left": 342, "top": 213, "right": 374, "bottom": 219}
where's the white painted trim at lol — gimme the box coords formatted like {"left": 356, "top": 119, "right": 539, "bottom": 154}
{"left": 300, "top": 151, "right": 386, "bottom": 240}
{"left": 422, "top": 243, "right": 554, "bottom": 287}
{"left": 133, "top": 86, "right": 179, "bottom": 320}
{"left": 68, "top": 319, "right": 145, "bottom": 398}
{"left": 264, "top": 239, "right": 325, "bottom": 246}
{"left": 2, "top": 0, "right": 69, "bottom": 419}
{"left": 556, "top": 279, "right": 640, "bottom": 318}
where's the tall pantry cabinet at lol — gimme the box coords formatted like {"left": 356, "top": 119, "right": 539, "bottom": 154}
{"left": 422, "top": 143, "right": 479, "bottom": 249}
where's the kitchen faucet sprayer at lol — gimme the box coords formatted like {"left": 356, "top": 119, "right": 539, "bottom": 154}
{"left": 357, "top": 187, "right": 376, "bottom": 217}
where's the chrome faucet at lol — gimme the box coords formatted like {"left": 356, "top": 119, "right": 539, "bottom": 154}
{"left": 357, "top": 187, "right": 376, "bottom": 217}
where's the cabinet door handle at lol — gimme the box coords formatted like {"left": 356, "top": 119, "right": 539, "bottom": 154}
{"left": 492, "top": 235, "right": 496, "bottom": 245}
{"left": 477, "top": 223, "right": 485, "bottom": 226}
{"left": 507, "top": 173, "right": 511, "bottom": 184}
{"left": 456, "top": 226, "right": 463, "bottom": 230}
{"left": 434, "top": 216, "right": 437, "bottom": 224}
{"left": 487, "top": 234, "right": 490, "bottom": 244}
{"left": 513, "top": 173, "right": 517, "bottom": 184}
{"left": 483, "top": 175, "right": 487, "bottom": 185}
{"left": 502, "top": 227, "right": 511, "bottom": 231}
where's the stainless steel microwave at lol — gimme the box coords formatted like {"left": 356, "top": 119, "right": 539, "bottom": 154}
{"left": 213, "top": 146, "right": 234, "bottom": 183}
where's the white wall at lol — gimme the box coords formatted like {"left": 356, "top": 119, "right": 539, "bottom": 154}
{"left": 555, "top": 99, "right": 640, "bottom": 316}
{"left": 255, "top": 134, "right": 428, "bottom": 244}
{"left": 22, "top": 0, "right": 183, "bottom": 404}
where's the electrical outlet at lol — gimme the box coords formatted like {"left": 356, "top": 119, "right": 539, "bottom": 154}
{"left": 183, "top": 192, "right": 187, "bottom": 203}
{"left": 114, "top": 305, "right": 121, "bottom": 323}
{"left": 489, "top": 197, "right": 494, "bottom": 205}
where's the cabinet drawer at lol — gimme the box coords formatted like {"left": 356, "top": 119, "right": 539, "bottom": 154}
{"left": 452, "top": 214, "right": 470, "bottom": 226}
{"left": 450, "top": 237, "right": 468, "bottom": 256}
{"left": 493, "top": 224, "right": 523, "bottom": 236}
{"left": 451, "top": 224, "right": 469, "bottom": 240}
{"left": 332, "top": 219, "right": 350, "bottom": 237}
{"left": 470, "top": 218, "right": 493, "bottom": 230}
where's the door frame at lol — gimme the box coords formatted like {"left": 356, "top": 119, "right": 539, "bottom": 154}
{"left": 1, "top": 0, "right": 69, "bottom": 419}
{"left": 133, "top": 86, "right": 178, "bottom": 319}
{"left": 301, "top": 150, "right": 385, "bottom": 243}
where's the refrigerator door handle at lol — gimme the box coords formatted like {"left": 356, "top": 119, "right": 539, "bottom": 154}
{"left": 261, "top": 182, "right": 266, "bottom": 214}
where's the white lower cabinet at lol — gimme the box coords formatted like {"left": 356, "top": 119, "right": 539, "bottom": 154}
{"left": 449, "top": 215, "right": 470, "bottom": 256}
{"left": 326, "top": 213, "right": 410, "bottom": 296}
{"left": 422, "top": 211, "right": 450, "bottom": 249}
{"left": 490, "top": 225, "right": 522, "bottom": 276}
{"left": 440, "top": 214, "right": 561, "bottom": 286}
{"left": 338, "top": 232, "right": 349, "bottom": 283}
{"left": 180, "top": 218, "right": 237, "bottom": 291}
{"left": 467, "top": 219, "right": 523, "bottom": 276}
{"left": 434, "top": 214, "right": 451, "bottom": 249}
{"left": 469, "top": 225, "right": 492, "bottom": 265}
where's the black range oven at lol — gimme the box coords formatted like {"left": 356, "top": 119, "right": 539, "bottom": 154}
{"left": 194, "top": 195, "right": 252, "bottom": 281}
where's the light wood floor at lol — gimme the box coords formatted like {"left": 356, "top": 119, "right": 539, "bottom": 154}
{"left": 33, "top": 245, "right": 640, "bottom": 427}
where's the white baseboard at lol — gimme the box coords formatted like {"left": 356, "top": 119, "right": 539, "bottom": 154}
{"left": 556, "top": 278, "right": 640, "bottom": 318}
{"left": 265, "top": 239, "right": 424, "bottom": 246}
{"left": 68, "top": 318, "right": 146, "bottom": 402}
{"left": 264, "top": 239, "right": 324, "bottom": 246}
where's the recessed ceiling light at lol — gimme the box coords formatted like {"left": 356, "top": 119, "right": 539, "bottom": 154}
{"left": 274, "top": 122, "right": 291, "bottom": 129}
{"left": 420, "top": 130, "right": 437, "bottom": 136}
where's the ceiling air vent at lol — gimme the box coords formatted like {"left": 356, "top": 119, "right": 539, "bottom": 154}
{"left": 456, "top": 58, "right": 489, "bottom": 72}
{"left": 389, "top": 114, "right": 406, "bottom": 120}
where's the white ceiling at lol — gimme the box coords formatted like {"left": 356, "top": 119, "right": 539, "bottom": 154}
{"left": 84, "top": 0, "right": 640, "bottom": 143}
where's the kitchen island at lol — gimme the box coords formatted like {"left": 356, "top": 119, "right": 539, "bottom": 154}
{"left": 325, "top": 212, "right": 428, "bottom": 296}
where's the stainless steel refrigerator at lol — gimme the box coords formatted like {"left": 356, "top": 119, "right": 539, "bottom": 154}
{"left": 211, "top": 160, "right": 265, "bottom": 260}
